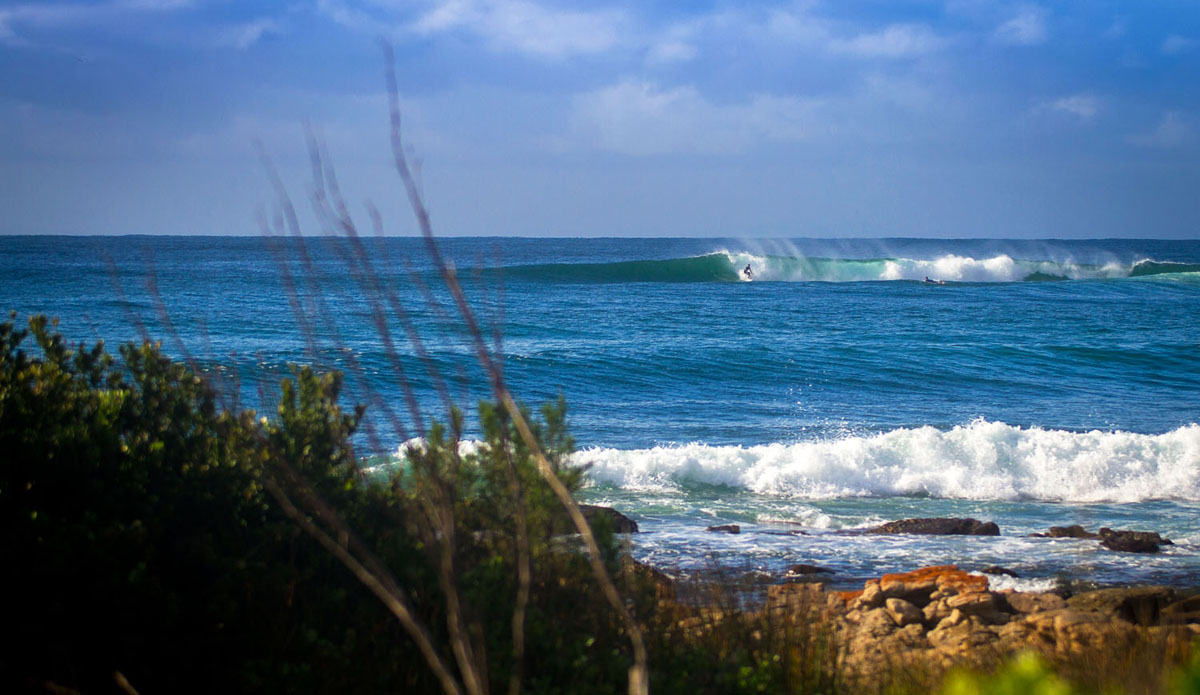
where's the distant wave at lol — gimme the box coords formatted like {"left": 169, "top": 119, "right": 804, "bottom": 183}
{"left": 573, "top": 421, "right": 1200, "bottom": 503}
{"left": 494, "top": 252, "right": 1200, "bottom": 284}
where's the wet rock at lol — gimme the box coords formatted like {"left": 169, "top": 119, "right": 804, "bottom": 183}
{"left": 580, "top": 505, "right": 639, "bottom": 533}
{"left": 706, "top": 524, "right": 740, "bottom": 534}
{"left": 1099, "top": 528, "right": 1170, "bottom": 553}
{"left": 787, "top": 563, "right": 834, "bottom": 577}
{"left": 1048, "top": 524, "right": 1100, "bottom": 539}
{"left": 980, "top": 565, "right": 1020, "bottom": 578}
{"left": 865, "top": 517, "right": 1000, "bottom": 536}
{"left": 550, "top": 504, "right": 639, "bottom": 535}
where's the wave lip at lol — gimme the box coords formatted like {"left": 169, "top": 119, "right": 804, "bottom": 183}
{"left": 573, "top": 421, "right": 1200, "bottom": 503}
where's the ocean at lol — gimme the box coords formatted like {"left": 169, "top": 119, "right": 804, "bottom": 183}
{"left": 3, "top": 235, "right": 1198, "bottom": 592}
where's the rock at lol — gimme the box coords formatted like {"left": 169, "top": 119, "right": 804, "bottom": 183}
{"left": 865, "top": 517, "right": 1000, "bottom": 536}
{"left": 946, "top": 591, "right": 996, "bottom": 615}
{"left": 1163, "top": 594, "right": 1200, "bottom": 625}
{"left": 787, "top": 563, "right": 834, "bottom": 576}
{"left": 552, "top": 505, "right": 639, "bottom": 535}
{"left": 1003, "top": 592, "right": 1067, "bottom": 614}
{"left": 706, "top": 524, "right": 740, "bottom": 534}
{"left": 1099, "top": 528, "right": 1170, "bottom": 553}
{"left": 1066, "top": 586, "right": 1176, "bottom": 626}
{"left": 765, "top": 582, "right": 828, "bottom": 616}
{"left": 928, "top": 614, "right": 994, "bottom": 652}
{"left": 886, "top": 598, "right": 924, "bottom": 627}
{"left": 1048, "top": 524, "right": 1099, "bottom": 539}
{"left": 980, "top": 565, "right": 1020, "bottom": 578}
{"left": 621, "top": 556, "right": 675, "bottom": 601}
{"left": 856, "top": 607, "right": 898, "bottom": 638}
{"left": 580, "top": 504, "right": 639, "bottom": 533}
{"left": 851, "top": 582, "right": 886, "bottom": 610}
{"left": 924, "top": 598, "right": 952, "bottom": 626}
{"left": 878, "top": 565, "right": 989, "bottom": 606}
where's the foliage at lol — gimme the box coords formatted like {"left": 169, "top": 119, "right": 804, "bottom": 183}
{"left": 0, "top": 315, "right": 645, "bottom": 694}
{"left": 939, "top": 652, "right": 1075, "bottom": 695}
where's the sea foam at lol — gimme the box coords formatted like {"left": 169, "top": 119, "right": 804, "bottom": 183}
{"left": 573, "top": 421, "right": 1200, "bottom": 503}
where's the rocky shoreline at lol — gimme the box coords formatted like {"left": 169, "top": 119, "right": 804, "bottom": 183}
{"left": 617, "top": 515, "right": 1200, "bottom": 681}
{"left": 764, "top": 564, "right": 1200, "bottom": 680}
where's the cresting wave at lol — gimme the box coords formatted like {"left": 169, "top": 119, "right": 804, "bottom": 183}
{"left": 496, "top": 252, "right": 1200, "bottom": 284}
{"left": 572, "top": 421, "right": 1200, "bottom": 503}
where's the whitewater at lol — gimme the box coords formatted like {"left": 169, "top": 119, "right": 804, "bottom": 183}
{"left": 3, "top": 235, "right": 1199, "bottom": 588}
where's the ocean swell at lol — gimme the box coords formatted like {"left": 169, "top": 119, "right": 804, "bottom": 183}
{"left": 495, "top": 252, "right": 1197, "bottom": 284}
{"left": 573, "top": 421, "right": 1200, "bottom": 503}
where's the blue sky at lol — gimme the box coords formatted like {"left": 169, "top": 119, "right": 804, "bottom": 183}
{"left": 1, "top": 0, "right": 1198, "bottom": 237}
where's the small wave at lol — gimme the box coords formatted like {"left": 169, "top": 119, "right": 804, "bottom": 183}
{"left": 492, "top": 252, "right": 1193, "bottom": 284}
{"left": 572, "top": 421, "right": 1200, "bottom": 503}
{"left": 1130, "top": 260, "right": 1200, "bottom": 277}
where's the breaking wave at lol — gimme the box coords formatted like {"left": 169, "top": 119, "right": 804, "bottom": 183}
{"left": 496, "top": 252, "right": 1200, "bottom": 284}
{"left": 573, "top": 421, "right": 1200, "bottom": 503}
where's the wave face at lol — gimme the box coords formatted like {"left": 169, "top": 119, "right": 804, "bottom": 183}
{"left": 574, "top": 422, "right": 1200, "bottom": 503}
{"left": 499, "top": 251, "right": 1200, "bottom": 284}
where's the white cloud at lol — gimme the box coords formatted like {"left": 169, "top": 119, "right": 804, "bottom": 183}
{"left": 645, "top": 23, "right": 698, "bottom": 64}
{"left": 1129, "top": 111, "right": 1191, "bottom": 147}
{"left": 214, "top": 19, "right": 281, "bottom": 50}
{"left": 1038, "top": 95, "right": 1098, "bottom": 119}
{"left": 829, "top": 23, "right": 945, "bottom": 58}
{"left": 0, "top": 0, "right": 272, "bottom": 51}
{"left": 411, "top": 0, "right": 626, "bottom": 58}
{"left": 1161, "top": 35, "right": 1198, "bottom": 55}
{"left": 995, "top": 6, "right": 1047, "bottom": 45}
{"left": 565, "top": 79, "right": 820, "bottom": 155}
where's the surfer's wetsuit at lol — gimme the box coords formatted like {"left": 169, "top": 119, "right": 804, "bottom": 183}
{"left": 743, "top": 265, "right": 753, "bottom": 279}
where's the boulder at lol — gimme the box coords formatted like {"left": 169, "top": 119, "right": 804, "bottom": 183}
{"left": 1066, "top": 586, "right": 1176, "bottom": 626}
{"left": 621, "top": 556, "right": 675, "bottom": 601}
{"left": 765, "top": 581, "right": 829, "bottom": 616}
{"left": 865, "top": 517, "right": 1000, "bottom": 536}
{"left": 1162, "top": 594, "right": 1200, "bottom": 625}
{"left": 581, "top": 504, "right": 639, "bottom": 533}
{"left": 1099, "top": 528, "right": 1170, "bottom": 553}
{"left": 1048, "top": 524, "right": 1099, "bottom": 539}
{"left": 878, "top": 565, "right": 989, "bottom": 606}
{"left": 850, "top": 582, "right": 886, "bottom": 610}
{"left": 552, "top": 505, "right": 639, "bottom": 535}
{"left": 856, "top": 607, "right": 899, "bottom": 638}
{"left": 886, "top": 598, "right": 924, "bottom": 627}
{"left": 980, "top": 565, "right": 1020, "bottom": 578}
{"left": 786, "top": 563, "right": 834, "bottom": 579}
{"left": 1003, "top": 592, "right": 1067, "bottom": 614}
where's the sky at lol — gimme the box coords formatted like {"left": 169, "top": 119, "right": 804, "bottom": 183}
{"left": 1, "top": 0, "right": 1198, "bottom": 238}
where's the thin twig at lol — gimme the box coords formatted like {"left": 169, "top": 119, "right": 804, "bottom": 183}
{"left": 383, "top": 41, "right": 648, "bottom": 695}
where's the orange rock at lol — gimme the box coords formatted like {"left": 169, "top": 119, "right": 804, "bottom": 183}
{"left": 837, "top": 589, "right": 865, "bottom": 604}
{"left": 875, "top": 565, "right": 988, "bottom": 605}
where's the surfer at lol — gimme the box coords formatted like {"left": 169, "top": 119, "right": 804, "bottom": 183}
{"left": 924, "top": 276, "right": 945, "bottom": 285}
{"left": 743, "top": 264, "right": 753, "bottom": 280}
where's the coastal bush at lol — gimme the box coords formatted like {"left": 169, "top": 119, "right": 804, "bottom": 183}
{"left": 1, "top": 314, "right": 652, "bottom": 695}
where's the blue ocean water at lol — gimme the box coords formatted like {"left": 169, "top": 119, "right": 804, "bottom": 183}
{"left": 3, "top": 235, "right": 1199, "bottom": 590}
